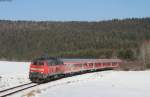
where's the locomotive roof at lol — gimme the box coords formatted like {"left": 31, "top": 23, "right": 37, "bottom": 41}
{"left": 33, "top": 56, "right": 59, "bottom": 61}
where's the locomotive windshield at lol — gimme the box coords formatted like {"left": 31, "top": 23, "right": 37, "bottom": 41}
{"left": 32, "top": 60, "right": 44, "bottom": 66}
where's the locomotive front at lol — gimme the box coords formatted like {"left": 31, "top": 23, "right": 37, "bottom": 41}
{"left": 29, "top": 57, "right": 49, "bottom": 82}
{"left": 29, "top": 57, "right": 64, "bottom": 83}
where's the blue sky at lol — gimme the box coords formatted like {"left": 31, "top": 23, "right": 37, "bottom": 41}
{"left": 0, "top": 0, "right": 150, "bottom": 21}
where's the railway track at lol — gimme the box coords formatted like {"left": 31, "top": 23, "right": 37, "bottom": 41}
{"left": 0, "top": 82, "right": 38, "bottom": 97}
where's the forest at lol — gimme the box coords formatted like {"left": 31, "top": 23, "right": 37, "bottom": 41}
{"left": 0, "top": 18, "right": 150, "bottom": 62}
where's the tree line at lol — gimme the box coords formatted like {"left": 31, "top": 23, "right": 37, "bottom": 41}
{"left": 0, "top": 18, "right": 150, "bottom": 61}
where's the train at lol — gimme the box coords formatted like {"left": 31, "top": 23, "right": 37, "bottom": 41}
{"left": 29, "top": 56, "right": 121, "bottom": 83}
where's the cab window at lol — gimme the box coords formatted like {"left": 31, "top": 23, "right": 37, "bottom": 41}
{"left": 47, "top": 60, "right": 56, "bottom": 66}
{"left": 32, "top": 61, "right": 44, "bottom": 66}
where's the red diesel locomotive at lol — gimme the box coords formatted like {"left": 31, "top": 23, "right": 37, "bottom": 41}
{"left": 29, "top": 57, "right": 121, "bottom": 83}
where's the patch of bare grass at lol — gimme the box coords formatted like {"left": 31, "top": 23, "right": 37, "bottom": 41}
{"left": 21, "top": 89, "right": 42, "bottom": 97}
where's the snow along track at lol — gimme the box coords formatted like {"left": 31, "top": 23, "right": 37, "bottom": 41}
{"left": 0, "top": 82, "right": 38, "bottom": 97}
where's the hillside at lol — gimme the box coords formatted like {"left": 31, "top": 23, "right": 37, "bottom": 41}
{"left": 0, "top": 18, "right": 150, "bottom": 60}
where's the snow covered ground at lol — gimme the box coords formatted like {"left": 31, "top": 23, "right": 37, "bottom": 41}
{"left": 0, "top": 61, "right": 150, "bottom": 97}
{"left": 0, "top": 61, "right": 31, "bottom": 90}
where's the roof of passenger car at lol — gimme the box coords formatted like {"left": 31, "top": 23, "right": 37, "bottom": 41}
{"left": 63, "top": 59, "right": 122, "bottom": 65}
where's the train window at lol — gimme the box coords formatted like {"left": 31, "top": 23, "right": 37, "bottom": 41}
{"left": 89, "top": 63, "right": 93, "bottom": 66}
{"left": 103, "top": 63, "right": 105, "bottom": 66}
{"left": 47, "top": 60, "right": 56, "bottom": 66}
{"left": 83, "top": 63, "right": 87, "bottom": 66}
{"left": 55, "top": 59, "right": 63, "bottom": 65}
{"left": 107, "top": 63, "right": 110, "bottom": 66}
{"left": 32, "top": 61, "right": 44, "bottom": 66}
{"left": 51, "top": 61, "right": 56, "bottom": 66}
{"left": 112, "top": 62, "right": 116, "bottom": 65}
{"left": 47, "top": 60, "right": 53, "bottom": 65}
{"left": 95, "top": 63, "right": 98, "bottom": 66}
{"left": 103, "top": 63, "right": 108, "bottom": 66}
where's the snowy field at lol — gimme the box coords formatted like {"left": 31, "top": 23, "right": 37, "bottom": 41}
{"left": 0, "top": 61, "right": 31, "bottom": 90}
{"left": 0, "top": 61, "right": 150, "bottom": 97}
